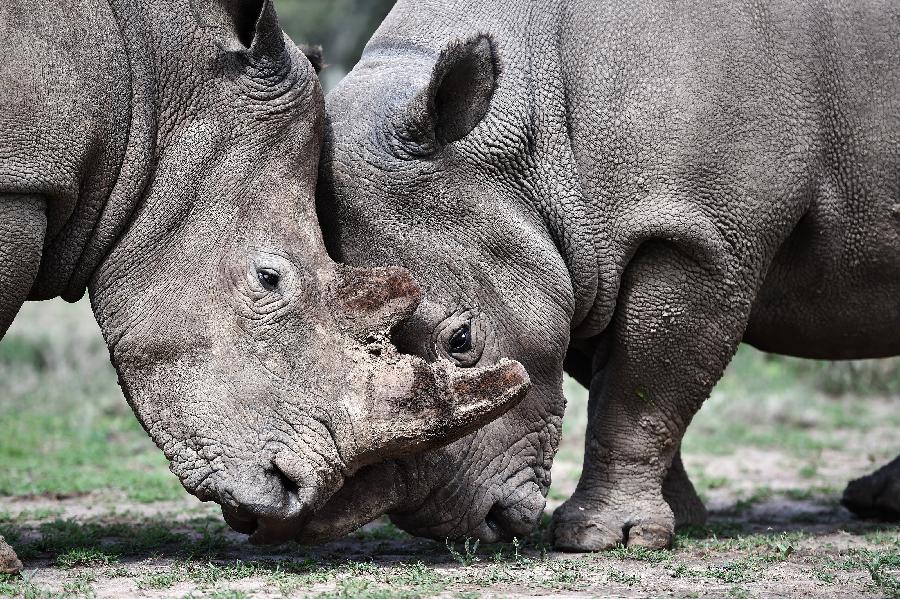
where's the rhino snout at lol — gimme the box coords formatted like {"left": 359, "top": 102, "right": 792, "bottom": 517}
{"left": 479, "top": 480, "right": 546, "bottom": 542}
{"left": 210, "top": 453, "right": 339, "bottom": 545}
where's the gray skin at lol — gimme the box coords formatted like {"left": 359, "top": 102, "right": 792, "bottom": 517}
{"left": 0, "top": 0, "right": 531, "bottom": 568}
{"left": 308, "top": 0, "right": 900, "bottom": 550}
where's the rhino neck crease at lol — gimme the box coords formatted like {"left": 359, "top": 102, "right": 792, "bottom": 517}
{"left": 514, "top": 10, "right": 601, "bottom": 338}
{"left": 68, "top": 0, "right": 161, "bottom": 303}
{"left": 28, "top": 0, "right": 159, "bottom": 304}
{"left": 525, "top": 4, "right": 639, "bottom": 341}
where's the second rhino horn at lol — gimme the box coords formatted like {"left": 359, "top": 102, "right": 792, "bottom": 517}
{"left": 347, "top": 355, "right": 531, "bottom": 469}
{"left": 336, "top": 265, "right": 422, "bottom": 336}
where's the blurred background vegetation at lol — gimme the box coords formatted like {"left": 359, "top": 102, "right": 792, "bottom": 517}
{"left": 274, "top": 0, "right": 396, "bottom": 89}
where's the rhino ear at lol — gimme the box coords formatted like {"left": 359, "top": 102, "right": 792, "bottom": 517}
{"left": 192, "top": 0, "right": 273, "bottom": 53}
{"left": 407, "top": 34, "right": 498, "bottom": 151}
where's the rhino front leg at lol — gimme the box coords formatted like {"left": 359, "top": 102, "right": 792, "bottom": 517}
{"left": 0, "top": 194, "right": 47, "bottom": 337}
{"left": 552, "top": 242, "right": 754, "bottom": 551}
{"left": 0, "top": 194, "right": 44, "bottom": 575}
{"left": 566, "top": 348, "right": 707, "bottom": 529}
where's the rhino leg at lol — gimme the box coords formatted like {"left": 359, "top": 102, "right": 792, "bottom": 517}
{"left": 0, "top": 194, "right": 47, "bottom": 337}
{"left": 0, "top": 195, "right": 43, "bottom": 576}
{"left": 552, "top": 242, "right": 752, "bottom": 551}
{"left": 663, "top": 448, "right": 707, "bottom": 529}
{"left": 842, "top": 455, "right": 900, "bottom": 521}
{"left": 0, "top": 535, "right": 22, "bottom": 575}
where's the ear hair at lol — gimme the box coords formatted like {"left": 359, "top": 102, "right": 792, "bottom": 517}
{"left": 428, "top": 34, "right": 498, "bottom": 145}
{"left": 299, "top": 44, "right": 325, "bottom": 74}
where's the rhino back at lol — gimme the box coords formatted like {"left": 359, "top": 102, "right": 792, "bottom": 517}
{"left": 557, "top": 0, "right": 899, "bottom": 357}
{"left": 1, "top": 0, "right": 132, "bottom": 299}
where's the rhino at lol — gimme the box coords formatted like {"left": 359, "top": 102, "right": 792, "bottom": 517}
{"left": 0, "top": 0, "right": 530, "bottom": 570}
{"left": 308, "top": 0, "right": 900, "bottom": 550}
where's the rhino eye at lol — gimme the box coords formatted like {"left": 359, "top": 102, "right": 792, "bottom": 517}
{"left": 256, "top": 267, "right": 281, "bottom": 291}
{"left": 448, "top": 324, "right": 472, "bottom": 354}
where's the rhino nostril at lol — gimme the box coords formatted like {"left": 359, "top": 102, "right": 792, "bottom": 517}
{"left": 270, "top": 462, "right": 301, "bottom": 501}
{"left": 485, "top": 504, "right": 513, "bottom": 541}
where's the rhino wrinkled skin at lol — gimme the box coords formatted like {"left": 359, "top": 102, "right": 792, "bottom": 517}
{"left": 312, "top": 0, "right": 900, "bottom": 549}
{"left": 0, "top": 0, "right": 531, "bottom": 566}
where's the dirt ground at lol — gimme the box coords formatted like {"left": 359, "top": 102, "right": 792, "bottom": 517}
{"left": 1, "top": 447, "right": 898, "bottom": 599}
{"left": 1, "top": 300, "right": 898, "bottom": 599}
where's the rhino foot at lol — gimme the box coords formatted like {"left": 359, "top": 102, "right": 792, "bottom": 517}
{"left": 550, "top": 493, "right": 675, "bottom": 552}
{"left": 842, "top": 455, "right": 900, "bottom": 521}
{"left": 663, "top": 451, "right": 708, "bottom": 529}
{"left": 0, "top": 535, "right": 22, "bottom": 575}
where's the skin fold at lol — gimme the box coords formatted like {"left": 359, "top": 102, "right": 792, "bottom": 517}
{"left": 308, "top": 0, "right": 900, "bottom": 550}
{"left": 0, "top": 0, "right": 531, "bottom": 569}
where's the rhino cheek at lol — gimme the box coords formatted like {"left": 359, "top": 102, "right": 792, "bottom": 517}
{"left": 379, "top": 383, "right": 561, "bottom": 542}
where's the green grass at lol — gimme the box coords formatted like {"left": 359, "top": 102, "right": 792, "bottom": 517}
{"left": 798, "top": 463, "right": 818, "bottom": 479}
{"left": 312, "top": 578, "right": 433, "bottom": 599}
{"left": 843, "top": 549, "right": 900, "bottom": 598}
{"left": 138, "top": 557, "right": 449, "bottom": 598}
{"left": 604, "top": 545, "right": 671, "bottom": 564}
{"left": 682, "top": 346, "right": 900, "bottom": 458}
{"left": 446, "top": 538, "right": 481, "bottom": 566}
{"left": 1, "top": 513, "right": 897, "bottom": 598}
{"left": 0, "top": 508, "right": 64, "bottom": 523}
{"left": 351, "top": 521, "right": 409, "bottom": 542}
{"left": 0, "top": 301, "right": 185, "bottom": 503}
{"left": 0, "top": 406, "right": 182, "bottom": 502}
{"left": 56, "top": 547, "right": 118, "bottom": 569}
{"left": 668, "top": 535, "right": 798, "bottom": 585}
{"left": 0, "top": 514, "right": 236, "bottom": 564}
{"left": 606, "top": 568, "right": 641, "bottom": 586}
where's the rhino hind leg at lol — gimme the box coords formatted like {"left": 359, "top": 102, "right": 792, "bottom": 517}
{"left": 0, "top": 535, "right": 22, "bottom": 575}
{"left": 663, "top": 449, "right": 708, "bottom": 529}
{"left": 842, "top": 455, "right": 900, "bottom": 521}
{"left": 0, "top": 194, "right": 47, "bottom": 337}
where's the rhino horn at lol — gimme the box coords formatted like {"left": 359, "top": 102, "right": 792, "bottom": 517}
{"left": 348, "top": 355, "right": 531, "bottom": 468}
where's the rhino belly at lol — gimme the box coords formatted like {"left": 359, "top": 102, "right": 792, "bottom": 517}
{"left": 743, "top": 201, "right": 900, "bottom": 359}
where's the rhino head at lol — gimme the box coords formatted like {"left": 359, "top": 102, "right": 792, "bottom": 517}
{"left": 85, "top": 0, "right": 529, "bottom": 543}
{"left": 312, "top": 16, "right": 579, "bottom": 543}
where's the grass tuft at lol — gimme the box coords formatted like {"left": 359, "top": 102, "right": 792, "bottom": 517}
{"left": 56, "top": 547, "right": 117, "bottom": 569}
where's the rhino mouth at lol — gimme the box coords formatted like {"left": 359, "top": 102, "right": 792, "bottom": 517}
{"left": 221, "top": 504, "right": 313, "bottom": 545}
{"left": 222, "top": 505, "right": 264, "bottom": 536}
{"left": 481, "top": 480, "right": 546, "bottom": 542}
{"left": 215, "top": 452, "right": 345, "bottom": 545}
